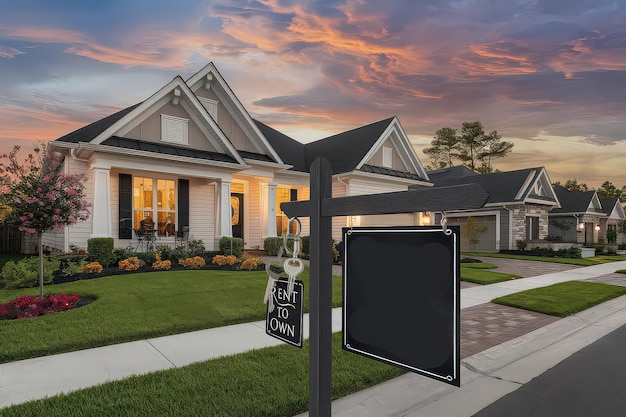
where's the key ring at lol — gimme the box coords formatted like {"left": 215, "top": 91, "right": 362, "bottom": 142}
{"left": 283, "top": 217, "right": 302, "bottom": 257}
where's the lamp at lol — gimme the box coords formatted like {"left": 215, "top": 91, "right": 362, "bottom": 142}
{"left": 578, "top": 223, "right": 585, "bottom": 230}
{"left": 422, "top": 212, "right": 431, "bottom": 225}
{"left": 595, "top": 224, "right": 600, "bottom": 231}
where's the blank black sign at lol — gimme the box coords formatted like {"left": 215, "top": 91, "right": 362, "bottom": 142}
{"left": 342, "top": 226, "right": 460, "bottom": 386}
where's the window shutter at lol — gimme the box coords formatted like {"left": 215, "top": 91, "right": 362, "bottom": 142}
{"left": 119, "top": 174, "right": 132, "bottom": 239}
{"left": 178, "top": 179, "right": 189, "bottom": 229}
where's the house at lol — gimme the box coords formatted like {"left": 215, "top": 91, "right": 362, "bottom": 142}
{"left": 548, "top": 186, "right": 626, "bottom": 245}
{"left": 418, "top": 166, "right": 560, "bottom": 252}
{"left": 47, "top": 62, "right": 431, "bottom": 253}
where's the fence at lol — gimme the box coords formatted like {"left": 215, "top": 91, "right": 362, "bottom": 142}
{"left": 0, "top": 223, "right": 23, "bottom": 254}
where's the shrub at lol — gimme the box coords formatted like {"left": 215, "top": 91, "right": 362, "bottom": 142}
{"left": 212, "top": 255, "right": 238, "bottom": 266}
{"left": 79, "top": 262, "right": 103, "bottom": 274}
{"left": 0, "top": 293, "right": 80, "bottom": 320}
{"left": 301, "top": 235, "right": 310, "bottom": 256}
{"left": 87, "top": 238, "right": 116, "bottom": 267}
{"left": 516, "top": 240, "right": 528, "bottom": 251}
{"left": 238, "top": 257, "right": 264, "bottom": 270}
{"left": 263, "top": 237, "right": 283, "bottom": 256}
{"left": 606, "top": 228, "right": 617, "bottom": 244}
{"left": 136, "top": 251, "right": 156, "bottom": 265}
{"left": 61, "top": 260, "right": 86, "bottom": 276}
{"left": 179, "top": 256, "right": 206, "bottom": 269}
{"left": 154, "top": 245, "right": 175, "bottom": 262}
{"left": 219, "top": 236, "right": 244, "bottom": 257}
{"left": 113, "top": 247, "right": 136, "bottom": 263}
{"left": 187, "top": 238, "right": 206, "bottom": 256}
{"left": 1, "top": 256, "right": 60, "bottom": 289}
{"left": 619, "top": 244, "right": 626, "bottom": 250}
{"left": 118, "top": 257, "right": 145, "bottom": 271}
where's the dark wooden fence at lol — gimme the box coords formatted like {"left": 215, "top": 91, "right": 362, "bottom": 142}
{"left": 0, "top": 223, "right": 23, "bottom": 254}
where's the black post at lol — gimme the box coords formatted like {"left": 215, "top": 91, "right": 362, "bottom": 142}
{"left": 309, "top": 158, "right": 333, "bottom": 416}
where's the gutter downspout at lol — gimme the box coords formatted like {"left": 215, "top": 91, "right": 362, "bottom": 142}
{"left": 337, "top": 176, "right": 350, "bottom": 226}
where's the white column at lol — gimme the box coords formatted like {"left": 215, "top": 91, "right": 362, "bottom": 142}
{"left": 267, "top": 182, "right": 277, "bottom": 237}
{"left": 217, "top": 180, "right": 232, "bottom": 238}
{"left": 91, "top": 168, "right": 112, "bottom": 237}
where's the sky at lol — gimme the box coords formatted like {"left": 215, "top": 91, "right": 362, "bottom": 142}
{"left": 1, "top": 0, "right": 625, "bottom": 188}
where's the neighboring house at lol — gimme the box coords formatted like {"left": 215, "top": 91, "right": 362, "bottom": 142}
{"left": 47, "top": 62, "right": 431, "bottom": 253}
{"left": 548, "top": 186, "right": 626, "bottom": 245}
{"left": 419, "top": 166, "right": 560, "bottom": 252}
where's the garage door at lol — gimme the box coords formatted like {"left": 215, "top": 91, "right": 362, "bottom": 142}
{"left": 446, "top": 215, "right": 497, "bottom": 253}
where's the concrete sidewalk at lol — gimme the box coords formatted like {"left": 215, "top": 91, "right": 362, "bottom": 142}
{"left": 1, "top": 260, "right": 626, "bottom": 412}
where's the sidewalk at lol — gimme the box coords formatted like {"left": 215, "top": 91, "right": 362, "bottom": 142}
{"left": 1, "top": 261, "right": 626, "bottom": 412}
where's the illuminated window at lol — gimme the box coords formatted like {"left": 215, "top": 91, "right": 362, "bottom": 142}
{"left": 276, "top": 187, "right": 297, "bottom": 236}
{"left": 133, "top": 177, "right": 176, "bottom": 237}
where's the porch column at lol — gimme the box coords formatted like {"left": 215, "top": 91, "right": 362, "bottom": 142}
{"left": 267, "top": 181, "right": 278, "bottom": 237}
{"left": 217, "top": 180, "right": 232, "bottom": 238}
{"left": 91, "top": 167, "right": 112, "bottom": 237}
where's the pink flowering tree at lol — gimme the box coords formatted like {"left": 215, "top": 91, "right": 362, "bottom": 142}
{"left": 1, "top": 144, "right": 91, "bottom": 298}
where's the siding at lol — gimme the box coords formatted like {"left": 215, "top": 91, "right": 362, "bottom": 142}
{"left": 364, "top": 138, "right": 409, "bottom": 172}
{"left": 189, "top": 178, "right": 217, "bottom": 251}
{"left": 245, "top": 178, "right": 262, "bottom": 249}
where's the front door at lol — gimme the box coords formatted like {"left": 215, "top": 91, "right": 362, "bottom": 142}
{"left": 231, "top": 193, "right": 244, "bottom": 239}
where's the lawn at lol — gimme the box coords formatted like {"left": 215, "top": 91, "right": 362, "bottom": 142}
{"left": 0, "top": 268, "right": 343, "bottom": 364}
{"left": 493, "top": 281, "right": 626, "bottom": 317}
{"left": 1, "top": 333, "right": 405, "bottom": 417}
{"left": 460, "top": 262, "right": 519, "bottom": 285}
{"left": 470, "top": 252, "right": 605, "bottom": 266}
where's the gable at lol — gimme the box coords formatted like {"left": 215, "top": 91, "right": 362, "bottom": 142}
{"left": 186, "top": 63, "right": 282, "bottom": 164}
{"left": 364, "top": 137, "right": 410, "bottom": 172}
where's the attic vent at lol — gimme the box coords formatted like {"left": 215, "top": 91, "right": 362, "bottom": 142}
{"left": 199, "top": 97, "right": 218, "bottom": 120}
{"left": 161, "top": 114, "right": 188, "bottom": 145}
{"left": 382, "top": 146, "right": 393, "bottom": 168}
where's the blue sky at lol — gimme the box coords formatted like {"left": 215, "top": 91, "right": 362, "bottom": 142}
{"left": 1, "top": 0, "right": 625, "bottom": 187}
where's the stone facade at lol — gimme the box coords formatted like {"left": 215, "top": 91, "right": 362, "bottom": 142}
{"left": 510, "top": 204, "right": 550, "bottom": 244}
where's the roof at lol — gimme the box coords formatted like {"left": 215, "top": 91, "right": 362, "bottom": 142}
{"left": 254, "top": 119, "right": 306, "bottom": 171}
{"left": 359, "top": 164, "right": 428, "bottom": 181}
{"left": 600, "top": 198, "right": 620, "bottom": 215}
{"left": 550, "top": 186, "right": 598, "bottom": 214}
{"left": 426, "top": 167, "right": 552, "bottom": 204}
{"left": 304, "top": 117, "right": 395, "bottom": 175}
{"left": 55, "top": 104, "right": 141, "bottom": 143}
{"left": 427, "top": 166, "right": 477, "bottom": 182}
{"left": 102, "top": 137, "right": 239, "bottom": 164}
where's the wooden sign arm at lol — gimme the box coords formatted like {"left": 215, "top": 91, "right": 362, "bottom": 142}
{"left": 280, "top": 182, "right": 490, "bottom": 218}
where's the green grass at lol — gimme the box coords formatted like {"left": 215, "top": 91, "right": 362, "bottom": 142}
{"left": 470, "top": 252, "right": 602, "bottom": 266}
{"left": 0, "top": 268, "right": 342, "bottom": 364}
{"left": 1, "top": 333, "right": 405, "bottom": 417}
{"left": 617, "top": 270, "right": 626, "bottom": 274}
{"left": 493, "top": 281, "right": 626, "bottom": 317}
{"left": 460, "top": 262, "right": 519, "bottom": 285}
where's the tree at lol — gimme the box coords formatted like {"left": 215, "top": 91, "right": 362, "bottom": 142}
{"left": 596, "top": 181, "right": 624, "bottom": 201}
{"left": 550, "top": 219, "right": 574, "bottom": 241}
{"left": 423, "top": 121, "right": 513, "bottom": 173}
{"left": 465, "top": 217, "right": 488, "bottom": 256}
{"left": 423, "top": 127, "right": 460, "bottom": 169}
{"left": 553, "top": 179, "right": 588, "bottom": 192}
{"left": 1, "top": 144, "right": 90, "bottom": 298}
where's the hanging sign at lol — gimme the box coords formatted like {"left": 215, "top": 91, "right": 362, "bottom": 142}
{"left": 266, "top": 278, "right": 304, "bottom": 348}
{"left": 342, "top": 225, "right": 461, "bottom": 386}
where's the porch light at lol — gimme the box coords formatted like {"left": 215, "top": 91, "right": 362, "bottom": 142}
{"left": 422, "top": 212, "right": 431, "bottom": 225}
{"left": 595, "top": 224, "right": 600, "bottom": 231}
{"left": 578, "top": 223, "right": 585, "bottom": 230}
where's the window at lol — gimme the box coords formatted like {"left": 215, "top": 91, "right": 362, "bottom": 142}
{"left": 161, "top": 114, "right": 188, "bottom": 145}
{"left": 526, "top": 216, "right": 539, "bottom": 240}
{"left": 276, "top": 187, "right": 298, "bottom": 236}
{"left": 382, "top": 146, "right": 393, "bottom": 168}
{"left": 133, "top": 177, "right": 176, "bottom": 237}
{"left": 199, "top": 97, "right": 218, "bottom": 120}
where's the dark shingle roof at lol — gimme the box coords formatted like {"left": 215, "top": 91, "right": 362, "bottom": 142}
{"left": 55, "top": 103, "right": 142, "bottom": 143}
{"left": 427, "top": 167, "right": 546, "bottom": 204}
{"left": 600, "top": 198, "right": 619, "bottom": 215}
{"left": 360, "top": 164, "right": 426, "bottom": 181}
{"left": 550, "top": 185, "right": 597, "bottom": 214}
{"left": 303, "top": 117, "right": 394, "bottom": 175}
{"left": 238, "top": 150, "right": 275, "bottom": 163}
{"left": 101, "top": 137, "right": 238, "bottom": 164}
{"left": 427, "top": 166, "right": 477, "bottom": 182}
{"left": 254, "top": 119, "right": 306, "bottom": 171}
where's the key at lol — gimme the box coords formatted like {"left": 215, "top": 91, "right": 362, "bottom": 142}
{"left": 283, "top": 257, "right": 304, "bottom": 298}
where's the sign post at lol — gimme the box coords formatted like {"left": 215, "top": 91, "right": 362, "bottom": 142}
{"left": 280, "top": 158, "right": 489, "bottom": 416}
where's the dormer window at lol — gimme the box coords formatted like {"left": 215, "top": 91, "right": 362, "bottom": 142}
{"left": 161, "top": 114, "right": 188, "bottom": 145}
{"left": 382, "top": 146, "right": 393, "bottom": 168}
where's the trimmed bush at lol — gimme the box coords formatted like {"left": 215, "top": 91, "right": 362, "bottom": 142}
{"left": 1, "top": 256, "right": 60, "bottom": 289}
{"left": 87, "top": 238, "right": 116, "bottom": 267}
{"left": 219, "top": 236, "right": 244, "bottom": 257}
